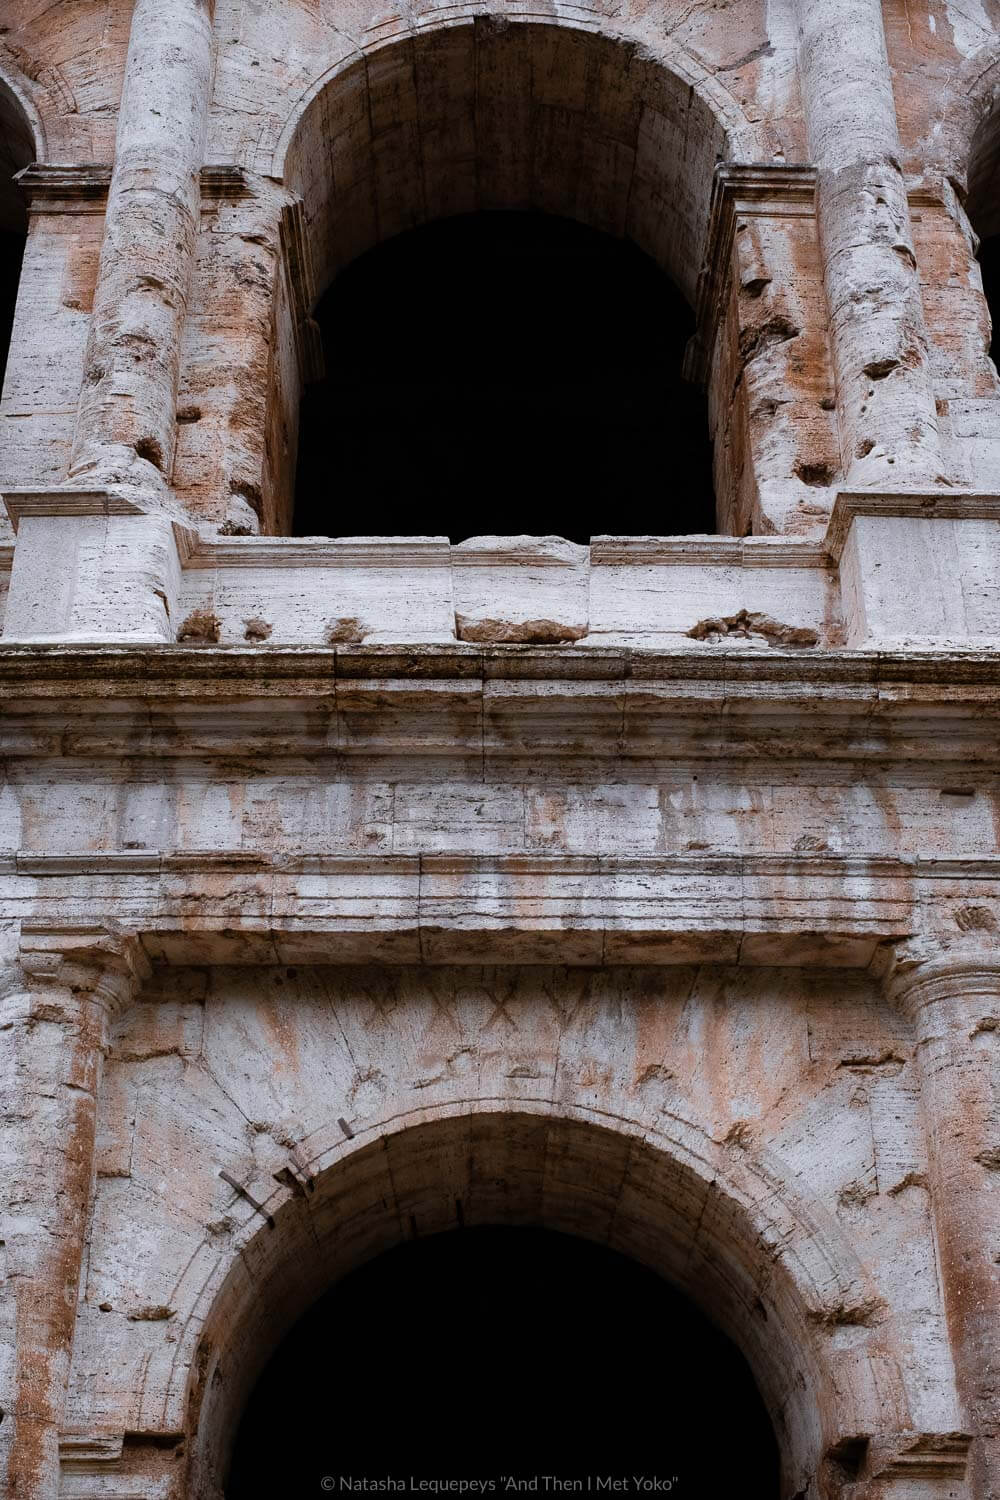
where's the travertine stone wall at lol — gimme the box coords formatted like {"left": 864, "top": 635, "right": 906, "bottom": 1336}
{"left": 1, "top": 4, "right": 1000, "bottom": 1499}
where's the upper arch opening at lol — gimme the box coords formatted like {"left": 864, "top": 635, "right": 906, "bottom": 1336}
{"left": 967, "top": 102, "right": 1000, "bottom": 365}
{"left": 0, "top": 77, "right": 36, "bottom": 394}
{"left": 276, "top": 20, "right": 733, "bottom": 539}
{"left": 293, "top": 209, "right": 714, "bottom": 540}
{"left": 282, "top": 21, "right": 731, "bottom": 310}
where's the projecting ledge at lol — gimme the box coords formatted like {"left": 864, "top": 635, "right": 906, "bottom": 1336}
{"left": 826, "top": 490, "right": 1000, "bottom": 647}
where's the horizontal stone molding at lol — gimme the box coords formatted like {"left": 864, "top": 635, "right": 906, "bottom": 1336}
{"left": 2, "top": 641, "right": 1000, "bottom": 689}
{"left": 2, "top": 849, "right": 997, "bottom": 969}
{"left": 14, "top": 161, "right": 271, "bottom": 213}
{"left": 128, "top": 531, "right": 837, "bottom": 573}
{"left": 15, "top": 162, "right": 112, "bottom": 212}
{"left": 825, "top": 488, "right": 1000, "bottom": 561}
{"left": 174, "top": 532, "right": 453, "bottom": 569}
{"left": 590, "top": 536, "right": 832, "bottom": 569}
{"left": 8, "top": 849, "right": 1000, "bottom": 882}
{"left": 1, "top": 647, "right": 1000, "bottom": 774}
{"left": 1, "top": 487, "right": 145, "bottom": 532}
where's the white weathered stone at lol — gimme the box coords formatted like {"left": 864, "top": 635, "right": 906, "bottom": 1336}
{"left": 0, "top": 4, "right": 998, "bottom": 1498}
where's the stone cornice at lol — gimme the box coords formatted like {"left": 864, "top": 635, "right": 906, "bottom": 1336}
{"left": 1, "top": 641, "right": 1000, "bottom": 688}
{"left": 589, "top": 536, "right": 832, "bottom": 569}
{"left": 0, "top": 644, "right": 999, "bottom": 766}
{"left": 0, "top": 850, "right": 996, "bottom": 970}
{"left": 8, "top": 849, "right": 1000, "bottom": 881}
{"left": 2, "top": 488, "right": 144, "bottom": 532}
{"left": 175, "top": 533, "right": 453, "bottom": 569}
{"left": 15, "top": 162, "right": 272, "bottom": 213}
{"left": 170, "top": 530, "right": 832, "bottom": 571}
{"left": 15, "top": 163, "right": 113, "bottom": 212}
{"left": 825, "top": 488, "right": 1000, "bottom": 561}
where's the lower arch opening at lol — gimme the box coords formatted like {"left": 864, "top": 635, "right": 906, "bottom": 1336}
{"left": 226, "top": 1225, "right": 779, "bottom": 1497}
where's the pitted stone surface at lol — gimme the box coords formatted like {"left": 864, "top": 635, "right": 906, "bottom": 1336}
{"left": 0, "top": 4, "right": 1000, "bottom": 1499}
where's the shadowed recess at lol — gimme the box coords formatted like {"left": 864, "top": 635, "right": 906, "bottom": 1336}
{"left": 226, "top": 1226, "right": 778, "bottom": 1497}
{"left": 979, "top": 235, "right": 1000, "bottom": 363}
{"left": 0, "top": 82, "right": 33, "bottom": 391}
{"left": 293, "top": 212, "right": 715, "bottom": 542}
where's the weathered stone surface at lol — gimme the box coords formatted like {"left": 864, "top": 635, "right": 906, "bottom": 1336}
{"left": 1, "top": 3, "right": 1000, "bottom": 1498}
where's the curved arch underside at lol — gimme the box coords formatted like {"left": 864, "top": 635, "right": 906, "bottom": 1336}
{"left": 186, "top": 1107, "right": 900, "bottom": 1500}
{"left": 282, "top": 20, "right": 732, "bottom": 309}
{"left": 0, "top": 75, "right": 36, "bottom": 234}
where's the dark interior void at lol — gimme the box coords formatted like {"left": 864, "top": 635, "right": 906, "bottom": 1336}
{"left": 980, "top": 235, "right": 1000, "bottom": 362}
{"left": 227, "top": 1226, "right": 779, "bottom": 1498}
{"left": 293, "top": 213, "right": 715, "bottom": 542}
{"left": 0, "top": 231, "right": 25, "bottom": 384}
{"left": 0, "top": 88, "right": 31, "bottom": 394}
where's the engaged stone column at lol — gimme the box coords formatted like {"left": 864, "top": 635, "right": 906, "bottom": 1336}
{"left": 883, "top": 936, "right": 1000, "bottom": 1498}
{"left": 70, "top": 0, "right": 214, "bottom": 494}
{"left": 0, "top": 926, "right": 148, "bottom": 1498}
{"left": 795, "top": 0, "right": 945, "bottom": 487}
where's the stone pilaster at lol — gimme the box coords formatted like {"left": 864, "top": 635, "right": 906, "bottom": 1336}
{"left": 0, "top": 925, "right": 148, "bottom": 1499}
{"left": 882, "top": 936, "right": 1000, "bottom": 1500}
{"left": 69, "top": 0, "right": 214, "bottom": 496}
{"left": 795, "top": 0, "right": 946, "bottom": 489}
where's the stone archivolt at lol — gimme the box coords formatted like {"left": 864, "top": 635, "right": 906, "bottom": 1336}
{"left": 0, "top": 2, "right": 999, "bottom": 1498}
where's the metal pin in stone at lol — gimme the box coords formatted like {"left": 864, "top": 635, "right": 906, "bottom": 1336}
{"left": 219, "top": 1169, "right": 275, "bottom": 1229}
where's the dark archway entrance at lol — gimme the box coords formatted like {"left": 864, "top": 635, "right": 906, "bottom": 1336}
{"left": 967, "top": 107, "right": 1000, "bottom": 368}
{"left": 226, "top": 1226, "right": 778, "bottom": 1498}
{"left": 293, "top": 212, "right": 714, "bottom": 542}
{"left": 0, "top": 83, "right": 34, "bottom": 392}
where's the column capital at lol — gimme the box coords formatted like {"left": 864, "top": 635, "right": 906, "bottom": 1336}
{"left": 10, "top": 922, "right": 150, "bottom": 1016}
{"left": 876, "top": 930, "right": 1000, "bottom": 1022}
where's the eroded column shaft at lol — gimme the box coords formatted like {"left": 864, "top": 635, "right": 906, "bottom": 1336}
{"left": 0, "top": 941, "right": 139, "bottom": 1498}
{"left": 887, "top": 946, "right": 1000, "bottom": 1497}
{"left": 70, "top": 0, "right": 214, "bottom": 491}
{"left": 796, "top": 0, "right": 945, "bottom": 485}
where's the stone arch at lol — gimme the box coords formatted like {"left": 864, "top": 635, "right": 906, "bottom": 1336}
{"left": 953, "top": 41, "right": 1000, "bottom": 237}
{"left": 264, "top": 14, "right": 764, "bottom": 535}
{"left": 0, "top": 66, "right": 41, "bottom": 402}
{"left": 0, "top": 65, "right": 42, "bottom": 234}
{"left": 0, "top": 65, "right": 44, "bottom": 181}
{"left": 170, "top": 1102, "right": 910, "bottom": 1500}
{"left": 923, "top": 38, "right": 1000, "bottom": 220}
{"left": 274, "top": 15, "right": 762, "bottom": 311}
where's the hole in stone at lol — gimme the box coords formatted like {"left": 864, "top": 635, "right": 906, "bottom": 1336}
{"left": 293, "top": 213, "right": 715, "bottom": 543}
{"left": 226, "top": 1227, "right": 779, "bottom": 1497}
{"left": 824, "top": 1435, "right": 869, "bottom": 1482}
{"left": 134, "top": 436, "right": 164, "bottom": 470}
{"left": 794, "top": 460, "right": 835, "bottom": 487}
